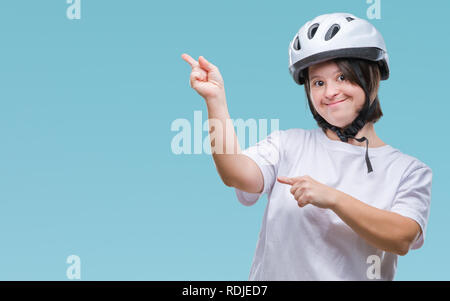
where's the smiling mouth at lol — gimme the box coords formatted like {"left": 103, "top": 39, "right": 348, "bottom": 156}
{"left": 326, "top": 98, "right": 347, "bottom": 106}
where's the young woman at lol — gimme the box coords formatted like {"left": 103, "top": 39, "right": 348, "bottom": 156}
{"left": 181, "top": 12, "right": 432, "bottom": 281}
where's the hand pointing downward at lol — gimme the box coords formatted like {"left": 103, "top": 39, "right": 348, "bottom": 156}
{"left": 277, "top": 175, "right": 339, "bottom": 209}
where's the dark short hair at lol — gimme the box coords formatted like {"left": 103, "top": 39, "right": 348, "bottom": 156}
{"left": 303, "top": 58, "right": 383, "bottom": 133}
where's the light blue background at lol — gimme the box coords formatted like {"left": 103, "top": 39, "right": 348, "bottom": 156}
{"left": 0, "top": 0, "right": 448, "bottom": 280}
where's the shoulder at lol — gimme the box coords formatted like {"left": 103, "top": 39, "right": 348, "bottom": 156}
{"left": 278, "top": 127, "right": 319, "bottom": 141}
{"left": 388, "top": 148, "right": 432, "bottom": 182}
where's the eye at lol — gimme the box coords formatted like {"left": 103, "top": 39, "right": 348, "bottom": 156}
{"left": 338, "top": 74, "right": 345, "bottom": 81}
{"left": 313, "top": 80, "right": 324, "bottom": 87}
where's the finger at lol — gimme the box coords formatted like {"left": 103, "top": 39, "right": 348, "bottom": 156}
{"left": 294, "top": 188, "right": 304, "bottom": 201}
{"left": 277, "top": 176, "right": 294, "bottom": 185}
{"left": 193, "top": 67, "right": 208, "bottom": 79}
{"left": 198, "top": 56, "right": 215, "bottom": 72}
{"left": 181, "top": 53, "right": 199, "bottom": 68}
{"left": 191, "top": 71, "right": 201, "bottom": 81}
{"left": 291, "top": 176, "right": 307, "bottom": 183}
{"left": 190, "top": 70, "right": 206, "bottom": 84}
{"left": 290, "top": 184, "right": 302, "bottom": 196}
{"left": 297, "top": 201, "right": 308, "bottom": 208}
{"left": 290, "top": 183, "right": 300, "bottom": 195}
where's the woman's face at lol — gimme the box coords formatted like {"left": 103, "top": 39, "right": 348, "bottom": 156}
{"left": 308, "top": 60, "right": 366, "bottom": 128}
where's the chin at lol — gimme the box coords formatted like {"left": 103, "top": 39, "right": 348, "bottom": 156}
{"left": 323, "top": 112, "right": 357, "bottom": 127}
{"left": 324, "top": 118, "right": 353, "bottom": 129}
{"left": 321, "top": 114, "right": 345, "bottom": 126}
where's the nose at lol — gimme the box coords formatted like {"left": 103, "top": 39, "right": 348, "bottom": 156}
{"left": 324, "top": 81, "right": 340, "bottom": 100}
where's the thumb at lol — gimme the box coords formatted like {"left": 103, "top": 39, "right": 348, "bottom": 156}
{"left": 277, "top": 176, "right": 294, "bottom": 185}
{"left": 198, "top": 56, "right": 215, "bottom": 72}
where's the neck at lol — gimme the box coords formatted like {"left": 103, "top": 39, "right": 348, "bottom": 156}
{"left": 325, "top": 123, "right": 385, "bottom": 148}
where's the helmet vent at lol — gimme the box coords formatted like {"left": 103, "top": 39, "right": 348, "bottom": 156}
{"left": 293, "top": 36, "right": 301, "bottom": 50}
{"left": 346, "top": 17, "right": 355, "bottom": 22}
{"left": 325, "top": 24, "right": 340, "bottom": 41}
{"left": 307, "top": 23, "right": 320, "bottom": 39}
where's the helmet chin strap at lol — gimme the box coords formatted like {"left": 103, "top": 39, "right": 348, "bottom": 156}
{"left": 326, "top": 105, "right": 376, "bottom": 174}
{"left": 312, "top": 61, "right": 377, "bottom": 173}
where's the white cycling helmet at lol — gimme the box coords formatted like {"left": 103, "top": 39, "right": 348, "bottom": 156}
{"left": 288, "top": 12, "right": 389, "bottom": 85}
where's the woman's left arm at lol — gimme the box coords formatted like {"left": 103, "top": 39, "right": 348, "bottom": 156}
{"left": 277, "top": 175, "right": 421, "bottom": 256}
{"left": 330, "top": 190, "right": 421, "bottom": 256}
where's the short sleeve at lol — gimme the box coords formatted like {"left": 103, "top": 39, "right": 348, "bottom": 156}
{"left": 390, "top": 165, "right": 433, "bottom": 250}
{"left": 235, "top": 130, "right": 283, "bottom": 206}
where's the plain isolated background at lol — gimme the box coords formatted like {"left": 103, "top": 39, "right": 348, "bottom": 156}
{"left": 0, "top": 0, "right": 447, "bottom": 280}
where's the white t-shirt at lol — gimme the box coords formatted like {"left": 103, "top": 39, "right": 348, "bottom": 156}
{"left": 235, "top": 128, "right": 433, "bottom": 281}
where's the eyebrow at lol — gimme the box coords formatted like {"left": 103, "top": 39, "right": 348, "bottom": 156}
{"left": 310, "top": 70, "right": 342, "bottom": 81}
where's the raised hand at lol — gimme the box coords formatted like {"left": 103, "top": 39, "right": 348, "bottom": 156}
{"left": 181, "top": 53, "right": 225, "bottom": 100}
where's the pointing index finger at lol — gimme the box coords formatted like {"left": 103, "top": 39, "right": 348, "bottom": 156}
{"left": 181, "top": 53, "right": 199, "bottom": 68}
{"left": 277, "top": 176, "right": 293, "bottom": 185}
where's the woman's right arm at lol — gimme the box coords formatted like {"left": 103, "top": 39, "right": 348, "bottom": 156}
{"left": 181, "top": 53, "right": 263, "bottom": 193}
